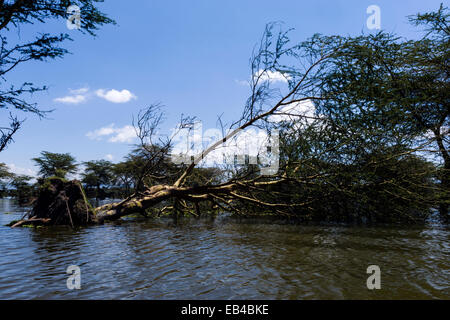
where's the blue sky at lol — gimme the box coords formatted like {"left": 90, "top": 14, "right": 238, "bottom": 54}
{"left": 1, "top": 0, "right": 445, "bottom": 177}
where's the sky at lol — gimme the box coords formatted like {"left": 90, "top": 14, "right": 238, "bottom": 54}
{"left": 0, "top": 0, "right": 446, "bottom": 177}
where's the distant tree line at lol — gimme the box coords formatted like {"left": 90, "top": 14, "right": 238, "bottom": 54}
{"left": 0, "top": 148, "right": 223, "bottom": 204}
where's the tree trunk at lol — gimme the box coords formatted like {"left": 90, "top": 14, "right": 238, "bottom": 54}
{"left": 439, "top": 161, "right": 449, "bottom": 223}
{"left": 94, "top": 183, "right": 237, "bottom": 223}
{"left": 434, "top": 127, "right": 449, "bottom": 223}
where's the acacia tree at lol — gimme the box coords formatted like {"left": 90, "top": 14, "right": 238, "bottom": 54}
{"left": 408, "top": 5, "right": 449, "bottom": 217}
{"left": 311, "top": 5, "right": 449, "bottom": 219}
{"left": 81, "top": 160, "right": 113, "bottom": 198}
{"left": 32, "top": 151, "right": 77, "bottom": 179}
{"left": 0, "top": 0, "right": 114, "bottom": 152}
{"left": 10, "top": 174, "right": 33, "bottom": 205}
{"left": 0, "top": 162, "right": 14, "bottom": 196}
{"left": 111, "top": 160, "right": 135, "bottom": 197}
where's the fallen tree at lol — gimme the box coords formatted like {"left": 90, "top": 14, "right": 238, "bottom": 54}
{"left": 9, "top": 177, "right": 95, "bottom": 227}
{"left": 11, "top": 17, "right": 448, "bottom": 227}
{"left": 13, "top": 24, "right": 342, "bottom": 226}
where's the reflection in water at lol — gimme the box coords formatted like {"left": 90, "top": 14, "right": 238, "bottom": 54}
{"left": 0, "top": 198, "right": 448, "bottom": 299}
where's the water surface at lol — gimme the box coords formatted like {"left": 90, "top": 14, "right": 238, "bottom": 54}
{"left": 0, "top": 198, "right": 448, "bottom": 299}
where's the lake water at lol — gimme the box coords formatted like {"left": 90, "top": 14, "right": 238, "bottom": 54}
{"left": 0, "top": 198, "right": 448, "bottom": 299}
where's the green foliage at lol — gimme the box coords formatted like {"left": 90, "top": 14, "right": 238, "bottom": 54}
{"left": 10, "top": 174, "right": 34, "bottom": 205}
{"left": 230, "top": 5, "right": 449, "bottom": 222}
{"left": 0, "top": 0, "right": 115, "bottom": 152}
{"left": 259, "top": 4, "right": 448, "bottom": 221}
{"left": 81, "top": 160, "right": 114, "bottom": 198}
{"left": 0, "top": 162, "right": 13, "bottom": 180}
{"left": 111, "top": 160, "right": 135, "bottom": 197}
{"left": 32, "top": 151, "right": 78, "bottom": 179}
{"left": 0, "top": 162, "right": 14, "bottom": 197}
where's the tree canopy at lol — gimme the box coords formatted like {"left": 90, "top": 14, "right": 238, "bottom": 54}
{"left": 0, "top": 0, "right": 114, "bottom": 153}
{"left": 32, "top": 151, "right": 78, "bottom": 179}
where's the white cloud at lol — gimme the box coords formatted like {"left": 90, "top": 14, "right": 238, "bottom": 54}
{"left": 7, "top": 164, "right": 37, "bottom": 177}
{"left": 54, "top": 87, "right": 90, "bottom": 104}
{"left": 95, "top": 89, "right": 137, "bottom": 103}
{"left": 104, "top": 154, "right": 114, "bottom": 161}
{"left": 235, "top": 70, "right": 290, "bottom": 87}
{"left": 55, "top": 87, "right": 137, "bottom": 105}
{"left": 69, "top": 87, "right": 89, "bottom": 94}
{"left": 253, "top": 69, "right": 290, "bottom": 83}
{"left": 234, "top": 79, "right": 250, "bottom": 86}
{"left": 269, "top": 100, "right": 317, "bottom": 123}
{"left": 269, "top": 99, "right": 326, "bottom": 133}
{"left": 86, "top": 123, "right": 137, "bottom": 143}
{"left": 54, "top": 94, "right": 87, "bottom": 104}
{"left": 108, "top": 125, "right": 136, "bottom": 143}
{"left": 86, "top": 124, "right": 116, "bottom": 140}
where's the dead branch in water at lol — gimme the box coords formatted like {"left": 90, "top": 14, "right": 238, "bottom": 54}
{"left": 10, "top": 217, "right": 51, "bottom": 228}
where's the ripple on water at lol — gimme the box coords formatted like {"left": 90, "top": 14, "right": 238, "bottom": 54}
{"left": 0, "top": 199, "right": 449, "bottom": 299}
